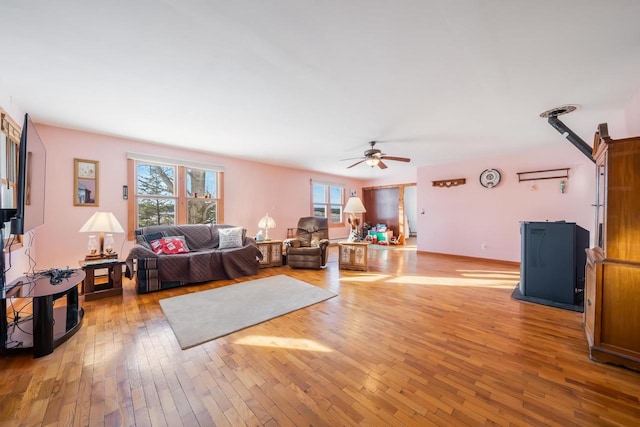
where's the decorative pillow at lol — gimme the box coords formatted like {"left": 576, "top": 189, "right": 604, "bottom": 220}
{"left": 136, "top": 231, "right": 166, "bottom": 249}
{"left": 211, "top": 224, "right": 247, "bottom": 247}
{"left": 150, "top": 236, "right": 190, "bottom": 255}
{"left": 218, "top": 227, "right": 244, "bottom": 249}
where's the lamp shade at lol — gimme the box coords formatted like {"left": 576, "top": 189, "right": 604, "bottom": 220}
{"left": 343, "top": 196, "right": 367, "bottom": 214}
{"left": 258, "top": 213, "right": 276, "bottom": 229}
{"left": 258, "top": 213, "right": 276, "bottom": 240}
{"left": 79, "top": 212, "right": 124, "bottom": 233}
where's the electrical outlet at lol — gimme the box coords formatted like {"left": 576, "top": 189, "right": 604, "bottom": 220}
{"left": 481, "top": 243, "right": 487, "bottom": 250}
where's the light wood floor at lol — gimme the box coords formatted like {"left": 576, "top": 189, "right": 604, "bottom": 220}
{"left": 2, "top": 243, "right": 639, "bottom": 426}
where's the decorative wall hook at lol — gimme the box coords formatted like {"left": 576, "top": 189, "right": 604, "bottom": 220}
{"left": 432, "top": 178, "right": 466, "bottom": 188}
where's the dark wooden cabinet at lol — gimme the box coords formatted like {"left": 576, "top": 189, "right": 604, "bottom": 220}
{"left": 584, "top": 123, "right": 640, "bottom": 371}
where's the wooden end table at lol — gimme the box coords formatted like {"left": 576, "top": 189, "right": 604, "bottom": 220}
{"left": 256, "top": 240, "right": 283, "bottom": 268}
{"left": 338, "top": 242, "right": 369, "bottom": 271}
{"left": 79, "top": 259, "right": 125, "bottom": 300}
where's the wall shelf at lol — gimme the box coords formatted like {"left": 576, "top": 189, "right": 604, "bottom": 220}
{"left": 517, "top": 168, "right": 569, "bottom": 182}
{"left": 432, "top": 178, "right": 466, "bottom": 188}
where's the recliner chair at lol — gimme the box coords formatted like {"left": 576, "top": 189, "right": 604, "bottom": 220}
{"left": 285, "top": 217, "right": 330, "bottom": 269}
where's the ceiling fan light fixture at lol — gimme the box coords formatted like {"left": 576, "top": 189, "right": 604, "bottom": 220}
{"left": 343, "top": 141, "right": 411, "bottom": 169}
{"left": 365, "top": 157, "right": 380, "bottom": 167}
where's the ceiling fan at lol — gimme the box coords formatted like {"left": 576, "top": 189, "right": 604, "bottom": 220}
{"left": 343, "top": 141, "right": 411, "bottom": 169}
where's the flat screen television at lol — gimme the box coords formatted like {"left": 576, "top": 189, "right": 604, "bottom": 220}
{"left": 0, "top": 113, "right": 46, "bottom": 294}
{"left": 9, "top": 113, "right": 47, "bottom": 235}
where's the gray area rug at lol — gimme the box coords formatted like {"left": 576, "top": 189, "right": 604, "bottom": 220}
{"left": 159, "top": 275, "right": 337, "bottom": 349}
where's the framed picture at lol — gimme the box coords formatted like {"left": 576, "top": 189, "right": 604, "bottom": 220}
{"left": 74, "top": 158, "right": 99, "bottom": 206}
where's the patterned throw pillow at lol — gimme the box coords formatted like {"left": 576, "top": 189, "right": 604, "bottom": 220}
{"left": 150, "top": 236, "right": 190, "bottom": 255}
{"left": 136, "top": 231, "right": 166, "bottom": 249}
{"left": 218, "top": 227, "right": 244, "bottom": 249}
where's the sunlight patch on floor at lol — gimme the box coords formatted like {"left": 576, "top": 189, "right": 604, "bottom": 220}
{"left": 457, "top": 269, "right": 520, "bottom": 280}
{"left": 339, "top": 273, "right": 392, "bottom": 283}
{"left": 387, "top": 275, "right": 517, "bottom": 289}
{"left": 234, "top": 335, "right": 334, "bottom": 352}
{"left": 392, "top": 245, "right": 417, "bottom": 252}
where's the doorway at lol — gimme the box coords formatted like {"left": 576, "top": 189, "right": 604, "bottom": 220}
{"left": 362, "top": 183, "right": 416, "bottom": 241}
{"left": 404, "top": 185, "right": 417, "bottom": 237}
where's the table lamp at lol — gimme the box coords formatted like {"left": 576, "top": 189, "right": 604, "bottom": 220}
{"left": 79, "top": 211, "right": 125, "bottom": 259}
{"left": 258, "top": 213, "right": 276, "bottom": 240}
{"left": 343, "top": 196, "right": 366, "bottom": 242}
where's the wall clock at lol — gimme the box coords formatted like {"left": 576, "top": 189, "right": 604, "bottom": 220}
{"left": 479, "top": 168, "right": 501, "bottom": 188}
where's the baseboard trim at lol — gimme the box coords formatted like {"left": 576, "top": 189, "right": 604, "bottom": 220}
{"left": 417, "top": 251, "right": 520, "bottom": 267}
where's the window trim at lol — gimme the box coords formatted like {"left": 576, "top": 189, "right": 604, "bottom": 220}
{"left": 1, "top": 110, "right": 22, "bottom": 248}
{"left": 126, "top": 152, "right": 224, "bottom": 172}
{"left": 127, "top": 158, "right": 224, "bottom": 239}
{"left": 311, "top": 180, "right": 346, "bottom": 227}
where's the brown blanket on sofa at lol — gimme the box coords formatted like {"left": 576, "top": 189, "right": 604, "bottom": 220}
{"left": 125, "top": 223, "right": 262, "bottom": 285}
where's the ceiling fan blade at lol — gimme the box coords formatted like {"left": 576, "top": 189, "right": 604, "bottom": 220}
{"left": 381, "top": 155, "right": 411, "bottom": 163}
{"left": 341, "top": 156, "right": 365, "bottom": 161}
{"left": 347, "top": 159, "right": 366, "bottom": 169}
{"left": 377, "top": 160, "right": 388, "bottom": 169}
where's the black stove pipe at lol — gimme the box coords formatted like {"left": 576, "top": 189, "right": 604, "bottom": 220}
{"left": 547, "top": 115, "right": 595, "bottom": 163}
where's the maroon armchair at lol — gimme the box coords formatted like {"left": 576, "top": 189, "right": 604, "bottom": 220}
{"left": 285, "top": 217, "right": 330, "bottom": 269}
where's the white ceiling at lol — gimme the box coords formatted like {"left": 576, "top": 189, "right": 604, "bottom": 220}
{"left": 1, "top": 1, "right": 639, "bottom": 178}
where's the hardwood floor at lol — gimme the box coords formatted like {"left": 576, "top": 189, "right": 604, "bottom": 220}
{"left": 2, "top": 243, "right": 639, "bottom": 426}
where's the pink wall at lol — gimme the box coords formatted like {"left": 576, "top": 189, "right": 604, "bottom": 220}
{"left": 416, "top": 142, "right": 596, "bottom": 262}
{"left": 33, "top": 124, "right": 365, "bottom": 269}
{"left": 362, "top": 167, "right": 417, "bottom": 188}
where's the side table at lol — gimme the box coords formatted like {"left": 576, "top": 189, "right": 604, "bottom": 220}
{"left": 338, "top": 242, "right": 369, "bottom": 271}
{"left": 79, "top": 259, "right": 125, "bottom": 301}
{"left": 256, "top": 240, "right": 283, "bottom": 268}
{"left": 1, "top": 269, "right": 85, "bottom": 358}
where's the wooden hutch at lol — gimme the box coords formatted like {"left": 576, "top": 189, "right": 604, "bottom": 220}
{"left": 584, "top": 123, "right": 640, "bottom": 370}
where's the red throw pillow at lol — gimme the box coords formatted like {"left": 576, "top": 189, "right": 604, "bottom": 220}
{"left": 150, "top": 237, "right": 189, "bottom": 255}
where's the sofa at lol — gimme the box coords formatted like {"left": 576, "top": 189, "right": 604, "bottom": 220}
{"left": 125, "top": 223, "right": 263, "bottom": 293}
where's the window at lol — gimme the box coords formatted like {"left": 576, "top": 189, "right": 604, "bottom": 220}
{"left": 185, "top": 168, "right": 218, "bottom": 224}
{"left": 0, "top": 113, "right": 19, "bottom": 236}
{"left": 128, "top": 154, "right": 223, "bottom": 233}
{"left": 312, "top": 181, "right": 345, "bottom": 225}
{"left": 136, "top": 162, "right": 177, "bottom": 226}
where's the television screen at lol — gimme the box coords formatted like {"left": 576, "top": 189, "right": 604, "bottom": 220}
{"left": 11, "top": 113, "right": 46, "bottom": 235}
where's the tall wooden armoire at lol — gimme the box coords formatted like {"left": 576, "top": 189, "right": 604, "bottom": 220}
{"left": 584, "top": 123, "right": 640, "bottom": 371}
